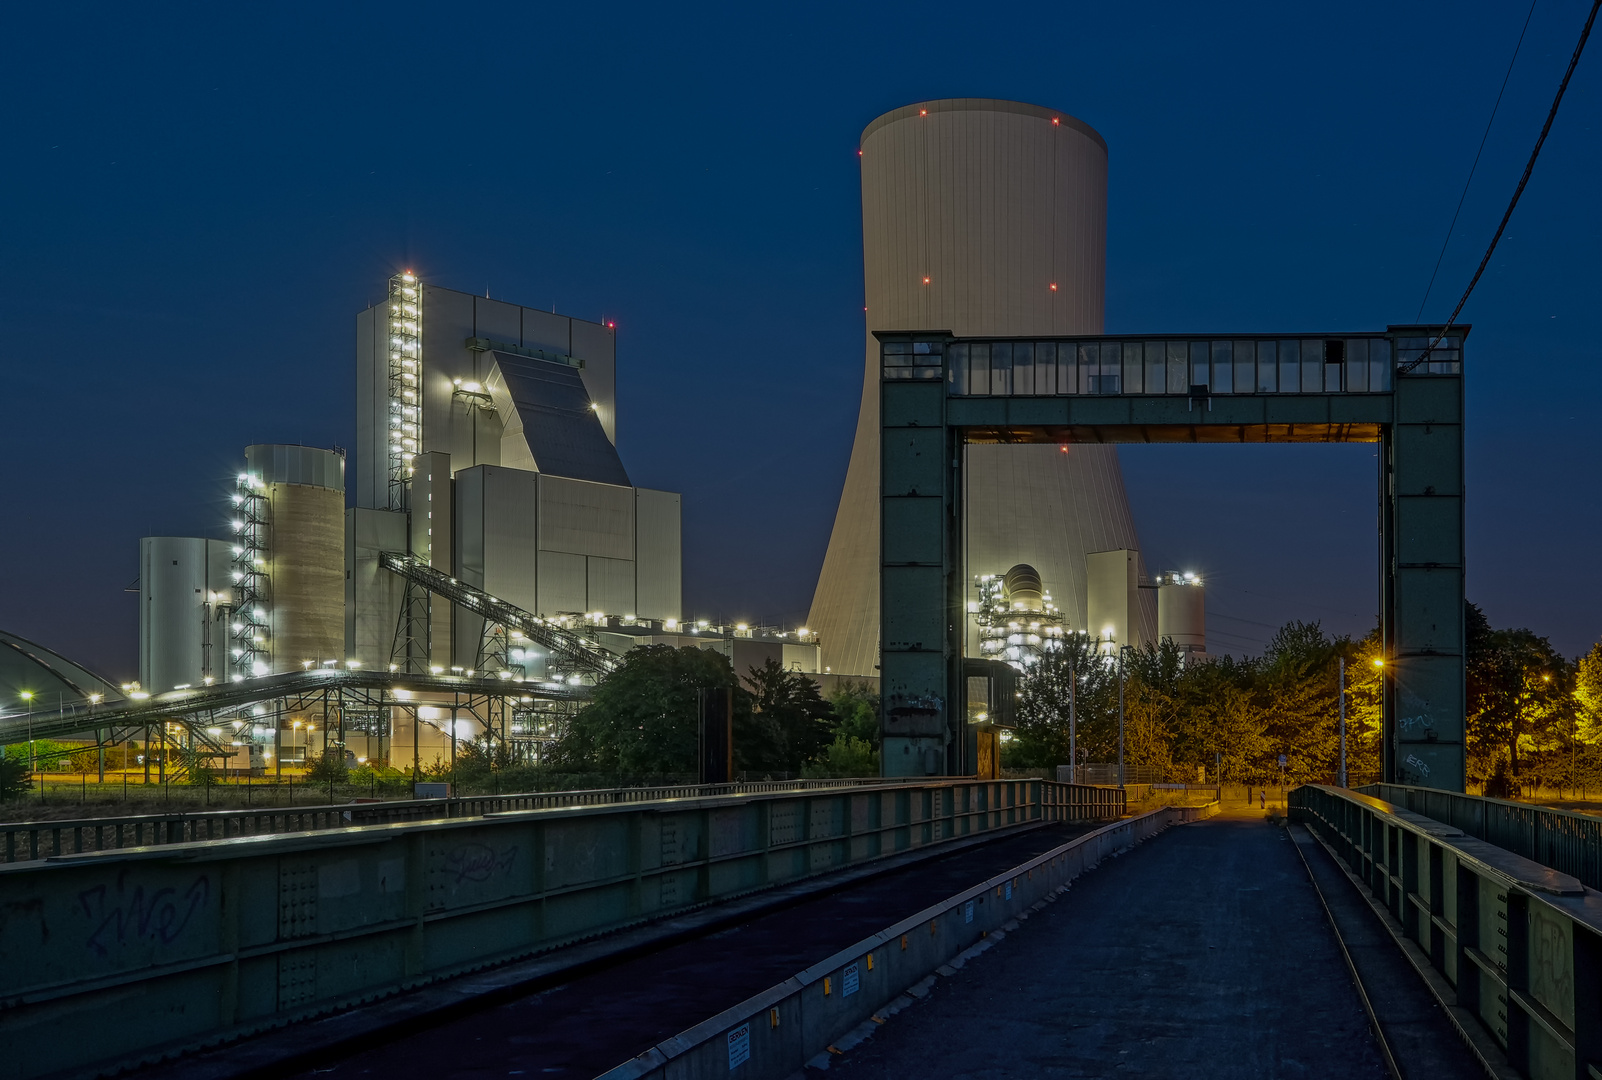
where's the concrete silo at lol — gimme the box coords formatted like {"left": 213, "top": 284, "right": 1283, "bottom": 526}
{"left": 809, "top": 99, "right": 1153, "bottom": 679}
{"left": 231, "top": 445, "right": 346, "bottom": 678}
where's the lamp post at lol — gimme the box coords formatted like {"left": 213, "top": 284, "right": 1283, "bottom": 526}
{"left": 1116, "top": 644, "right": 1128, "bottom": 789}
{"left": 21, "top": 691, "right": 34, "bottom": 772}
{"left": 1067, "top": 644, "right": 1077, "bottom": 785}
{"left": 1338, "top": 656, "right": 1347, "bottom": 788}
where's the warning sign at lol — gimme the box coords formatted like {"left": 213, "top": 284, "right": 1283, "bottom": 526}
{"left": 728, "top": 1022, "right": 750, "bottom": 1069}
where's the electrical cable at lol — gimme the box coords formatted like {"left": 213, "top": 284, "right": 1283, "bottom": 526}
{"left": 1415, "top": 0, "right": 1539, "bottom": 322}
{"left": 1402, "top": 0, "right": 1601, "bottom": 373}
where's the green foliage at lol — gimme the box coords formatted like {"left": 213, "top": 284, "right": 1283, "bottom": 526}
{"left": 552, "top": 645, "right": 747, "bottom": 778}
{"left": 0, "top": 757, "right": 33, "bottom": 799}
{"left": 1006, "top": 624, "right": 1379, "bottom": 786}
{"left": 803, "top": 736, "right": 879, "bottom": 778}
{"left": 739, "top": 659, "right": 833, "bottom": 774}
{"left": 825, "top": 682, "right": 881, "bottom": 748}
{"left": 304, "top": 750, "right": 349, "bottom": 784}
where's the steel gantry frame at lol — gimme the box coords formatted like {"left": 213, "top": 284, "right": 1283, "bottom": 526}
{"left": 878, "top": 327, "right": 1466, "bottom": 790}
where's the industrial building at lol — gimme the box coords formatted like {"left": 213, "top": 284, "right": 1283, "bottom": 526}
{"left": 349, "top": 277, "right": 682, "bottom": 678}
{"left": 809, "top": 99, "right": 1156, "bottom": 680}
{"left": 116, "top": 276, "right": 688, "bottom": 773}
{"left": 1156, "top": 571, "right": 1208, "bottom": 661}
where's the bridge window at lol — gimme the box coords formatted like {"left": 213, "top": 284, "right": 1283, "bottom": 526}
{"left": 1211, "top": 341, "right": 1233, "bottom": 394}
{"left": 1278, "top": 339, "right": 1300, "bottom": 392}
{"left": 1013, "top": 342, "right": 1035, "bottom": 394}
{"left": 1346, "top": 338, "right": 1369, "bottom": 392}
{"left": 1234, "top": 341, "right": 1255, "bottom": 394}
{"left": 990, "top": 342, "right": 1012, "bottom": 394}
{"left": 1372, "top": 339, "right": 1393, "bottom": 390}
{"left": 1189, "top": 341, "right": 1209, "bottom": 391}
{"left": 1122, "top": 342, "right": 1143, "bottom": 394}
{"left": 1035, "top": 342, "right": 1056, "bottom": 393}
{"left": 1257, "top": 341, "right": 1277, "bottom": 392}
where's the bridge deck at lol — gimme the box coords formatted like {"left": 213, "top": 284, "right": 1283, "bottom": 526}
{"left": 257, "top": 823, "right": 1100, "bottom": 1080}
{"left": 828, "top": 809, "right": 1398, "bottom": 1079}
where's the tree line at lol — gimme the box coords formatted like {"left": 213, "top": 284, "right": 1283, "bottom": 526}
{"left": 548, "top": 645, "right": 882, "bottom": 780}
{"left": 1006, "top": 602, "right": 1602, "bottom": 796}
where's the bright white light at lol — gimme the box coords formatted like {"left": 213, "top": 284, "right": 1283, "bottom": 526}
{"left": 251, "top": 661, "right": 268, "bottom": 677}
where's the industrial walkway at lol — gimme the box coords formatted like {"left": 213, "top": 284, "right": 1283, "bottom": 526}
{"left": 828, "top": 809, "right": 1404, "bottom": 1080}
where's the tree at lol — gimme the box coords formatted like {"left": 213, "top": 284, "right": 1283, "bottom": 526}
{"left": 1008, "top": 635, "right": 1117, "bottom": 770}
{"left": 1466, "top": 625, "right": 1570, "bottom": 795}
{"left": 552, "top": 645, "right": 747, "bottom": 777}
{"left": 739, "top": 659, "right": 833, "bottom": 774}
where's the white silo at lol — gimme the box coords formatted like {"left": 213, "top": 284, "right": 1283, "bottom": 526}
{"left": 139, "top": 537, "right": 234, "bottom": 692}
{"left": 231, "top": 445, "right": 346, "bottom": 679}
{"left": 1157, "top": 572, "right": 1206, "bottom": 658}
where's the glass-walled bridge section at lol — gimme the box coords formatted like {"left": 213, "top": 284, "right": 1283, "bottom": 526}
{"left": 879, "top": 328, "right": 1466, "bottom": 790}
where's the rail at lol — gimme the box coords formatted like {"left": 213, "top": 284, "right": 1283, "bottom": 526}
{"left": 1292, "top": 784, "right": 1602, "bottom": 1080}
{"left": 0, "top": 777, "right": 929, "bottom": 864}
{"left": 0, "top": 778, "right": 1119, "bottom": 1079}
{"left": 1358, "top": 783, "right": 1602, "bottom": 892}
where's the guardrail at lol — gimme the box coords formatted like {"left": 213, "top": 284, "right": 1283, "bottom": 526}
{"left": 1359, "top": 783, "right": 1602, "bottom": 892}
{"left": 0, "top": 777, "right": 915, "bottom": 864}
{"left": 1292, "top": 784, "right": 1602, "bottom": 1080}
{"left": 0, "top": 778, "right": 1120, "bottom": 1079}
{"left": 602, "top": 800, "right": 1217, "bottom": 1080}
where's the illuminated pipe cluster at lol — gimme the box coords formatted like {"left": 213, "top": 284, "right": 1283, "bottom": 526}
{"left": 229, "top": 471, "right": 270, "bottom": 681}
{"left": 971, "top": 574, "right": 1066, "bottom": 672}
{"left": 388, "top": 272, "right": 421, "bottom": 509}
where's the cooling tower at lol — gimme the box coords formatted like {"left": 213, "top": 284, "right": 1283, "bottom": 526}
{"left": 809, "top": 99, "right": 1154, "bottom": 677}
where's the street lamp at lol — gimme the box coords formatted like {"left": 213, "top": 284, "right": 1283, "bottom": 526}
{"left": 1338, "top": 656, "right": 1347, "bottom": 788}
{"left": 1116, "top": 644, "right": 1132, "bottom": 788}
{"left": 21, "top": 691, "right": 34, "bottom": 772}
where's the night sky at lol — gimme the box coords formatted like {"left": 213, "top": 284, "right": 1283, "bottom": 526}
{"left": 2, "top": 2, "right": 1598, "bottom": 678}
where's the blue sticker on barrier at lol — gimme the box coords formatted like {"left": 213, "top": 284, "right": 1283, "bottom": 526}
{"left": 964, "top": 900, "right": 974, "bottom": 924}
{"left": 843, "top": 962, "right": 860, "bottom": 996}
{"left": 1004, "top": 881, "right": 1012, "bottom": 900}
{"left": 728, "top": 1022, "right": 750, "bottom": 1069}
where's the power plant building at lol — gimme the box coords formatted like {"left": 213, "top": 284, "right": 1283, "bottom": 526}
{"left": 810, "top": 99, "right": 1155, "bottom": 680}
{"left": 349, "top": 278, "right": 681, "bottom": 674}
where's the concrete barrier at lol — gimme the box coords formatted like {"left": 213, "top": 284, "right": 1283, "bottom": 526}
{"left": 600, "top": 801, "right": 1220, "bottom": 1080}
{"left": 0, "top": 778, "right": 1119, "bottom": 1080}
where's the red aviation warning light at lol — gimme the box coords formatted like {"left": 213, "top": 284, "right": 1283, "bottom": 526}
{"left": 919, "top": 109, "right": 927, "bottom": 116}
{"left": 922, "top": 276, "right": 930, "bottom": 285}
{"left": 1049, "top": 283, "right": 1058, "bottom": 291}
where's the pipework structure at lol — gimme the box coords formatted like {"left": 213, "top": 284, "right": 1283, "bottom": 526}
{"left": 878, "top": 328, "right": 1466, "bottom": 790}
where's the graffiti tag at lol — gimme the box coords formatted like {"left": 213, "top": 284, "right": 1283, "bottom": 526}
{"left": 79, "top": 872, "right": 210, "bottom": 957}
{"left": 442, "top": 843, "right": 516, "bottom": 884}
{"left": 1403, "top": 754, "right": 1433, "bottom": 779}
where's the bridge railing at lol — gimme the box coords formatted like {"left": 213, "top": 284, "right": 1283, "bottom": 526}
{"left": 0, "top": 777, "right": 909, "bottom": 864}
{"left": 1358, "top": 783, "right": 1602, "bottom": 892}
{"left": 1292, "top": 784, "right": 1602, "bottom": 1080}
{"left": 0, "top": 778, "right": 1119, "bottom": 1079}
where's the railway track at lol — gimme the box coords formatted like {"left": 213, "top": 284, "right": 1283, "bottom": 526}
{"left": 1289, "top": 822, "right": 1503, "bottom": 1080}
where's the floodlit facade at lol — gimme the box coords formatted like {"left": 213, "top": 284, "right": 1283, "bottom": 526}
{"left": 349, "top": 278, "right": 681, "bottom": 673}
{"left": 1156, "top": 571, "right": 1207, "bottom": 659}
{"left": 809, "top": 99, "right": 1154, "bottom": 678}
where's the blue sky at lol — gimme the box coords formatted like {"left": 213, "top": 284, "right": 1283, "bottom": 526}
{"left": 2, "top": 1, "right": 1598, "bottom": 674}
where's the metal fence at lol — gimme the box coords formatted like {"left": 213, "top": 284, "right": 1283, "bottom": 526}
{"left": 1292, "top": 784, "right": 1602, "bottom": 1080}
{"left": 1358, "top": 783, "right": 1602, "bottom": 892}
{"left": 0, "top": 776, "right": 905, "bottom": 865}
{"left": 0, "top": 778, "right": 1120, "bottom": 1080}
{"left": 1057, "top": 764, "right": 1166, "bottom": 786}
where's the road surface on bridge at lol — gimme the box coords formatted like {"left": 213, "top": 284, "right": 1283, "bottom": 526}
{"left": 829, "top": 810, "right": 1400, "bottom": 1080}
{"left": 265, "top": 822, "right": 1099, "bottom": 1080}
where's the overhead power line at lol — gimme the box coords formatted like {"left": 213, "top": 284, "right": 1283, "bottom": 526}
{"left": 1416, "top": 0, "right": 1539, "bottom": 322}
{"left": 1402, "top": 0, "right": 1601, "bottom": 373}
